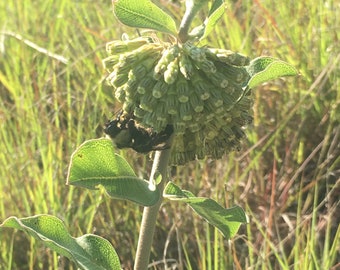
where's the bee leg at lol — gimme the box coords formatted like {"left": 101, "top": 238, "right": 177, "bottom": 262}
{"left": 150, "top": 125, "right": 174, "bottom": 151}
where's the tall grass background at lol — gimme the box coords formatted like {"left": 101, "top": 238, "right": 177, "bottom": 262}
{"left": 0, "top": 0, "right": 339, "bottom": 269}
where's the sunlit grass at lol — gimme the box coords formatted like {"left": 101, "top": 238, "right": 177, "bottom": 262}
{"left": 1, "top": 0, "right": 339, "bottom": 269}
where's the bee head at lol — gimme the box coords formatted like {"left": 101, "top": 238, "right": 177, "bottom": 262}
{"left": 104, "top": 119, "right": 122, "bottom": 138}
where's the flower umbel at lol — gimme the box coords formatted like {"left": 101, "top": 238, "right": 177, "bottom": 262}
{"left": 103, "top": 36, "right": 253, "bottom": 165}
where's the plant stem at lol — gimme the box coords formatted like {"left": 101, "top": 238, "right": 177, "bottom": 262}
{"left": 178, "top": 0, "right": 207, "bottom": 43}
{"left": 134, "top": 148, "right": 172, "bottom": 270}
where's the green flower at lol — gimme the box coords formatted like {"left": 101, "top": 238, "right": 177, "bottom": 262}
{"left": 103, "top": 36, "right": 253, "bottom": 165}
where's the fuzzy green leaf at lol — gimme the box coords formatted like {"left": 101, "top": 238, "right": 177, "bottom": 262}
{"left": 189, "top": 0, "right": 225, "bottom": 40}
{"left": 247, "top": 56, "right": 298, "bottom": 88}
{"left": 164, "top": 182, "right": 247, "bottom": 238}
{"left": 67, "top": 138, "right": 160, "bottom": 206}
{"left": 201, "top": 0, "right": 225, "bottom": 39}
{"left": 113, "top": 0, "right": 177, "bottom": 35}
{"left": 0, "top": 215, "right": 121, "bottom": 270}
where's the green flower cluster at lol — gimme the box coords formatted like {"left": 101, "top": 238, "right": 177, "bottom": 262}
{"left": 103, "top": 36, "right": 253, "bottom": 165}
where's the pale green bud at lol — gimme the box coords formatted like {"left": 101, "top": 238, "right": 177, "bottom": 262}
{"left": 102, "top": 55, "right": 120, "bottom": 71}
{"left": 231, "top": 126, "right": 245, "bottom": 140}
{"left": 164, "top": 58, "right": 179, "bottom": 84}
{"left": 196, "top": 147, "right": 205, "bottom": 159}
{"left": 179, "top": 53, "right": 194, "bottom": 79}
{"left": 137, "top": 76, "right": 156, "bottom": 94}
{"left": 174, "top": 122, "right": 186, "bottom": 133}
{"left": 140, "top": 93, "right": 157, "bottom": 112}
{"left": 143, "top": 111, "right": 157, "bottom": 128}
{"left": 129, "top": 66, "right": 147, "bottom": 81}
{"left": 179, "top": 102, "right": 192, "bottom": 121}
{"left": 189, "top": 94, "right": 204, "bottom": 113}
{"left": 176, "top": 134, "right": 186, "bottom": 151}
{"left": 119, "top": 52, "right": 139, "bottom": 66}
{"left": 209, "top": 88, "right": 224, "bottom": 107}
{"left": 106, "top": 37, "right": 150, "bottom": 55}
{"left": 215, "top": 62, "right": 249, "bottom": 84}
{"left": 176, "top": 77, "right": 190, "bottom": 103}
{"left": 108, "top": 72, "right": 128, "bottom": 88}
{"left": 184, "top": 43, "right": 206, "bottom": 62}
{"left": 192, "top": 74, "right": 210, "bottom": 100}
{"left": 123, "top": 81, "right": 138, "bottom": 101}
{"left": 236, "top": 95, "right": 253, "bottom": 112}
{"left": 133, "top": 106, "right": 146, "bottom": 120}
{"left": 114, "top": 86, "right": 126, "bottom": 102}
{"left": 122, "top": 100, "right": 134, "bottom": 113}
{"left": 125, "top": 37, "right": 150, "bottom": 50}
{"left": 154, "top": 102, "right": 168, "bottom": 120}
{"left": 209, "top": 71, "right": 229, "bottom": 88}
{"left": 196, "top": 59, "right": 217, "bottom": 74}
{"left": 154, "top": 45, "right": 179, "bottom": 75}
{"left": 106, "top": 40, "right": 128, "bottom": 54}
{"left": 206, "top": 129, "right": 218, "bottom": 140}
{"left": 206, "top": 48, "right": 250, "bottom": 66}
{"left": 120, "top": 44, "right": 161, "bottom": 66}
{"left": 167, "top": 94, "right": 178, "bottom": 115}
{"left": 152, "top": 80, "right": 169, "bottom": 98}
{"left": 188, "top": 123, "right": 200, "bottom": 132}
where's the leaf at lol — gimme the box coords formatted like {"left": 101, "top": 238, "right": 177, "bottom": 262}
{"left": 0, "top": 215, "right": 121, "bottom": 270}
{"left": 164, "top": 182, "right": 247, "bottom": 238}
{"left": 201, "top": 0, "right": 225, "bottom": 40}
{"left": 67, "top": 138, "right": 160, "bottom": 206}
{"left": 247, "top": 56, "right": 298, "bottom": 88}
{"left": 113, "top": 0, "right": 177, "bottom": 35}
{"left": 189, "top": 0, "right": 225, "bottom": 40}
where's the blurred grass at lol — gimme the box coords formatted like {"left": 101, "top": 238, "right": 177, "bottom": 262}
{"left": 0, "top": 0, "right": 339, "bottom": 269}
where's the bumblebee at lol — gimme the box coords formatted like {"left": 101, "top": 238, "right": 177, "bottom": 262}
{"left": 104, "top": 111, "right": 173, "bottom": 153}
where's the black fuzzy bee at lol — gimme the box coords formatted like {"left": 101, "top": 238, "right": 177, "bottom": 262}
{"left": 104, "top": 111, "right": 173, "bottom": 153}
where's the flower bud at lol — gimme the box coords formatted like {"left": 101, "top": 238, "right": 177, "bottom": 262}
{"left": 102, "top": 55, "right": 120, "bottom": 71}
{"left": 189, "top": 93, "right": 204, "bottom": 113}
{"left": 184, "top": 43, "right": 206, "bottom": 62}
{"left": 154, "top": 45, "right": 180, "bottom": 76}
{"left": 137, "top": 75, "right": 156, "bottom": 95}
{"left": 206, "top": 48, "right": 250, "bottom": 66}
{"left": 192, "top": 75, "right": 210, "bottom": 100}
{"left": 176, "top": 76, "right": 190, "bottom": 103}
{"left": 196, "top": 59, "right": 217, "bottom": 74}
{"left": 133, "top": 106, "right": 146, "bottom": 120}
{"left": 108, "top": 72, "right": 128, "bottom": 88}
{"left": 188, "top": 123, "right": 200, "bottom": 132}
{"left": 179, "top": 53, "right": 194, "bottom": 79}
{"left": 174, "top": 121, "right": 186, "bottom": 133}
{"left": 140, "top": 92, "right": 157, "bottom": 113}
{"left": 179, "top": 102, "right": 192, "bottom": 121}
{"left": 151, "top": 80, "right": 167, "bottom": 98}
{"left": 124, "top": 79, "right": 138, "bottom": 95}
{"left": 209, "top": 71, "right": 230, "bottom": 88}
{"left": 114, "top": 86, "right": 126, "bottom": 103}
{"left": 106, "top": 40, "right": 129, "bottom": 55}
{"left": 164, "top": 58, "right": 179, "bottom": 84}
{"left": 106, "top": 37, "right": 150, "bottom": 55}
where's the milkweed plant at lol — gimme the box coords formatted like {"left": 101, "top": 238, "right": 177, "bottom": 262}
{"left": 1, "top": 0, "right": 297, "bottom": 269}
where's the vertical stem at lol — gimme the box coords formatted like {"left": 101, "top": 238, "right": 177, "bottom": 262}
{"left": 178, "top": 2, "right": 196, "bottom": 43}
{"left": 178, "top": 0, "right": 207, "bottom": 43}
{"left": 134, "top": 148, "right": 172, "bottom": 270}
